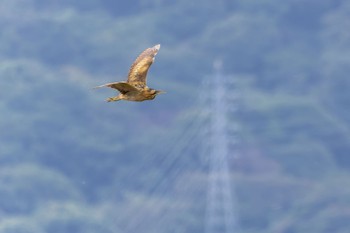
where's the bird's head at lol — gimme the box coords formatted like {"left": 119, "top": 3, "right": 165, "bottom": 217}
{"left": 155, "top": 90, "right": 166, "bottom": 95}
{"left": 149, "top": 89, "right": 166, "bottom": 99}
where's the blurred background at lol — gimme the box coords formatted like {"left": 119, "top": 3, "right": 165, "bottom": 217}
{"left": 1, "top": 0, "right": 350, "bottom": 232}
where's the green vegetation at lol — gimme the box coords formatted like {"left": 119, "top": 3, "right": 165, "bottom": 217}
{"left": 0, "top": 0, "right": 350, "bottom": 232}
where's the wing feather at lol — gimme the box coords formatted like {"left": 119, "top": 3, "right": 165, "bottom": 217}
{"left": 127, "top": 44, "right": 160, "bottom": 87}
{"left": 94, "top": 82, "right": 138, "bottom": 94}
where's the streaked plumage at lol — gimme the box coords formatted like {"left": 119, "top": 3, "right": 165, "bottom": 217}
{"left": 94, "top": 44, "right": 164, "bottom": 102}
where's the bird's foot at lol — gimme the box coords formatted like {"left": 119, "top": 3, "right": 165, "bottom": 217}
{"left": 106, "top": 97, "right": 120, "bottom": 102}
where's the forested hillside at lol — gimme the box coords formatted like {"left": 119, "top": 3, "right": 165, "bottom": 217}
{"left": 1, "top": 0, "right": 350, "bottom": 232}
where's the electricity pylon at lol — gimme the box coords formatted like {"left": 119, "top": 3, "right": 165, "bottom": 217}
{"left": 203, "top": 60, "right": 240, "bottom": 233}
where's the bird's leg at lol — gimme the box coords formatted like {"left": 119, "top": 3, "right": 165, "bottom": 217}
{"left": 106, "top": 95, "right": 122, "bottom": 102}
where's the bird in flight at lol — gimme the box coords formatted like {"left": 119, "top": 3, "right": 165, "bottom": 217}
{"left": 94, "top": 44, "right": 164, "bottom": 102}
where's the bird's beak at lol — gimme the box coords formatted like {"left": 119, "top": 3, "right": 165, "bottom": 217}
{"left": 157, "top": 90, "right": 166, "bottom": 94}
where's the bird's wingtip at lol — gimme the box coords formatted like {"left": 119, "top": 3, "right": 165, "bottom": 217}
{"left": 93, "top": 84, "right": 107, "bottom": 89}
{"left": 154, "top": 44, "right": 160, "bottom": 50}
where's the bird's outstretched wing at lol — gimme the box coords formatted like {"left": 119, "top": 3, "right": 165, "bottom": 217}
{"left": 94, "top": 82, "right": 138, "bottom": 94}
{"left": 127, "top": 44, "right": 160, "bottom": 87}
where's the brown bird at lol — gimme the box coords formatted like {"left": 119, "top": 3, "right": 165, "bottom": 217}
{"left": 94, "top": 44, "right": 165, "bottom": 102}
